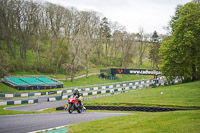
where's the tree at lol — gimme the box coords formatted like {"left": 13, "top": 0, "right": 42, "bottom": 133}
{"left": 80, "top": 11, "right": 100, "bottom": 78}
{"left": 119, "top": 32, "right": 136, "bottom": 68}
{"left": 192, "top": 0, "right": 200, "bottom": 4}
{"left": 109, "top": 22, "right": 125, "bottom": 65}
{"left": 45, "top": 3, "right": 64, "bottom": 69}
{"left": 159, "top": 2, "right": 200, "bottom": 82}
{"left": 149, "top": 31, "right": 161, "bottom": 69}
{"left": 0, "top": 50, "right": 11, "bottom": 77}
{"left": 54, "top": 38, "right": 70, "bottom": 78}
{"left": 0, "top": 0, "right": 19, "bottom": 60}
{"left": 137, "top": 28, "right": 149, "bottom": 66}
{"left": 101, "top": 17, "right": 111, "bottom": 57}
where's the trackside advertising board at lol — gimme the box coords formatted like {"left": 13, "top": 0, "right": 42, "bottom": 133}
{"left": 111, "top": 68, "right": 162, "bottom": 75}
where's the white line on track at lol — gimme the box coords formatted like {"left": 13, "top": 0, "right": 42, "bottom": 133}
{"left": 28, "top": 125, "right": 68, "bottom": 133}
{"left": 3, "top": 103, "right": 38, "bottom": 110}
{"left": 38, "top": 108, "right": 49, "bottom": 111}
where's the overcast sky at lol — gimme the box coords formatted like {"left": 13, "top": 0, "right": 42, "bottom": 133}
{"left": 45, "top": 0, "right": 191, "bottom": 34}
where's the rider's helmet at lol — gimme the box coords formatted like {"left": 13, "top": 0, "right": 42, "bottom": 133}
{"left": 73, "top": 87, "right": 79, "bottom": 95}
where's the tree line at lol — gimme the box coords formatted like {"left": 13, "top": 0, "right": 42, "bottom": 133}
{"left": 0, "top": 0, "right": 161, "bottom": 81}
{"left": 1, "top": 0, "right": 198, "bottom": 82}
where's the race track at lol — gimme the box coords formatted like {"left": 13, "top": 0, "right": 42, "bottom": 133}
{"left": 5, "top": 100, "right": 67, "bottom": 111}
{"left": 1, "top": 78, "right": 165, "bottom": 133}
{"left": 0, "top": 112, "right": 132, "bottom": 133}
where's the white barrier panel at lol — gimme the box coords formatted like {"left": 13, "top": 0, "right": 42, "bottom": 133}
{"left": 85, "top": 88, "right": 90, "bottom": 91}
{"left": 67, "top": 90, "right": 72, "bottom": 93}
{"left": 83, "top": 93, "right": 88, "bottom": 96}
{"left": 57, "top": 91, "right": 62, "bottom": 94}
{"left": 62, "top": 95, "right": 68, "bottom": 99}
{"left": 135, "top": 82, "right": 138, "bottom": 85}
{"left": 110, "top": 89, "right": 114, "bottom": 92}
{"left": 129, "top": 83, "right": 133, "bottom": 86}
{"left": 0, "top": 101, "right": 7, "bottom": 105}
{"left": 141, "top": 81, "right": 144, "bottom": 84}
{"left": 101, "top": 90, "right": 106, "bottom": 94}
{"left": 49, "top": 97, "right": 56, "bottom": 102}
{"left": 102, "top": 86, "right": 106, "bottom": 89}
{"left": 5, "top": 94, "right": 13, "bottom": 98}
{"left": 118, "top": 88, "right": 122, "bottom": 91}
{"left": 92, "top": 91, "right": 97, "bottom": 95}
{"left": 123, "top": 84, "right": 126, "bottom": 87}
{"left": 14, "top": 100, "right": 21, "bottom": 105}
{"left": 28, "top": 100, "right": 34, "bottom": 104}
{"left": 132, "top": 86, "right": 136, "bottom": 89}
{"left": 116, "top": 84, "right": 120, "bottom": 87}
{"left": 35, "top": 93, "right": 41, "bottom": 96}
{"left": 109, "top": 85, "right": 113, "bottom": 88}
{"left": 125, "top": 87, "right": 129, "bottom": 90}
{"left": 21, "top": 93, "right": 28, "bottom": 97}
{"left": 94, "top": 87, "right": 98, "bottom": 90}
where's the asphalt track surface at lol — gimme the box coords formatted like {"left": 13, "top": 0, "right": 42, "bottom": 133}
{"left": 4, "top": 91, "right": 121, "bottom": 111}
{"left": 0, "top": 112, "right": 132, "bottom": 133}
{"left": 4, "top": 92, "right": 68, "bottom": 111}
{"left": 5, "top": 100, "right": 67, "bottom": 111}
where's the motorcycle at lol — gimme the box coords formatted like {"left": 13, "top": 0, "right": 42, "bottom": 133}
{"left": 67, "top": 95, "right": 82, "bottom": 114}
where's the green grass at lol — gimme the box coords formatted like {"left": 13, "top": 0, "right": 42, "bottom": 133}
{"left": 132, "top": 58, "right": 154, "bottom": 69}
{"left": 0, "top": 74, "right": 153, "bottom": 93}
{"left": 11, "top": 65, "right": 119, "bottom": 80}
{"left": 12, "top": 71, "right": 66, "bottom": 79}
{"left": 0, "top": 82, "right": 62, "bottom": 93}
{"left": 0, "top": 83, "right": 17, "bottom": 93}
{"left": 69, "top": 110, "right": 200, "bottom": 133}
{"left": 84, "top": 81, "right": 200, "bottom": 108}
{"left": 61, "top": 74, "right": 153, "bottom": 88}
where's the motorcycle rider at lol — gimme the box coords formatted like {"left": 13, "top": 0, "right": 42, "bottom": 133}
{"left": 73, "top": 88, "right": 82, "bottom": 106}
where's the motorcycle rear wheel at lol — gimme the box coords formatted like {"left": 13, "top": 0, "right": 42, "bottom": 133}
{"left": 77, "top": 104, "right": 82, "bottom": 113}
{"left": 77, "top": 108, "right": 82, "bottom": 113}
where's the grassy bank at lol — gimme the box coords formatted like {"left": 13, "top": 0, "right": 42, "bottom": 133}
{"left": 0, "top": 83, "right": 17, "bottom": 93}
{"left": 61, "top": 74, "right": 153, "bottom": 88}
{"left": 84, "top": 81, "right": 200, "bottom": 108}
{"left": 69, "top": 110, "right": 200, "bottom": 133}
{"left": 0, "top": 74, "right": 153, "bottom": 93}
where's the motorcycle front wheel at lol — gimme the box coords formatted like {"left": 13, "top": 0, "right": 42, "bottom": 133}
{"left": 68, "top": 103, "right": 74, "bottom": 114}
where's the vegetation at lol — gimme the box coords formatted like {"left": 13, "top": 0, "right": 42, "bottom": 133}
{"left": 0, "top": 0, "right": 161, "bottom": 82}
{"left": 69, "top": 78, "right": 200, "bottom": 133}
{"left": 0, "top": 74, "right": 153, "bottom": 93}
{"left": 159, "top": 2, "right": 200, "bottom": 82}
{"left": 0, "top": 83, "right": 17, "bottom": 93}
{"left": 62, "top": 74, "right": 153, "bottom": 88}
{"left": 0, "top": 1, "right": 200, "bottom": 133}
{"left": 84, "top": 81, "right": 200, "bottom": 108}
{"left": 149, "top": 31, "right": 161, "bottom": 69}
{"left": 69, "top": 110, "right": 200, "bottom": 133}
